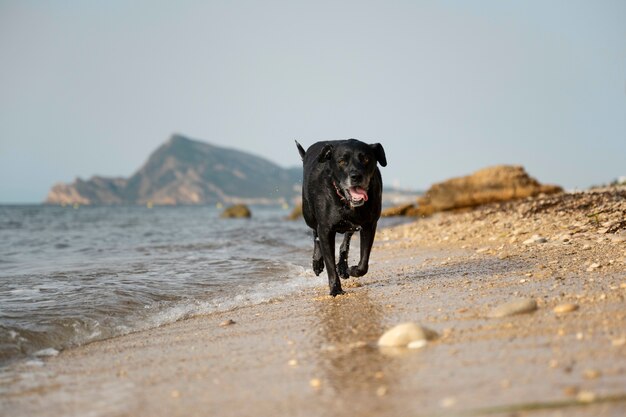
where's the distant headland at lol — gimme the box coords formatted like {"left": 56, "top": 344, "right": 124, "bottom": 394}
{"left": 46, "top": 134, "right": 303, "bottom": 206}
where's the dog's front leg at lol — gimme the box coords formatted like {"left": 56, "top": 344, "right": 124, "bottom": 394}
{"left": 337, "top": 231, "right": 353, "bottom": 279}
{"left": 312, "top": 230, "right": 324, "bottom": 276}
{"left": 317, "top": 227, "right": 345, "bottom": 296}
{"left": 349, "top": 222, "right": 377, "bottom": 277}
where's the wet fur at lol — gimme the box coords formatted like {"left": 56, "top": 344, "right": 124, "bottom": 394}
{"left": 296, "top": 139, "right": 387, "bottom": 296}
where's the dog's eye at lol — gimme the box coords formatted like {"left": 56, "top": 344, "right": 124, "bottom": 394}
{"left": 338, "top": 159, "right": 347, "bottom": 167}
{"left": 360, "top": 155, "right": 370, "bottom": 164}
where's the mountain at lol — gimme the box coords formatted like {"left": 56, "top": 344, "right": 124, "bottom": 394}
{"left": 46, "top": 134, "right": 302, "bottom": 205}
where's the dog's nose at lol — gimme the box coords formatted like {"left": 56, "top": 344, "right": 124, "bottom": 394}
{"left": 350, "top": 172, "right": 363, "bottom": 183}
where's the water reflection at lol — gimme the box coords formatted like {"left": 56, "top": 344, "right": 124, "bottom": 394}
{"left": 314, "top": 290, "right": 398, "bottom": 402}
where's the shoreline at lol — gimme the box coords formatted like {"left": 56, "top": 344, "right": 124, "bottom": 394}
{"left": 2, "top": 189, "right": 626, "bottom": 417}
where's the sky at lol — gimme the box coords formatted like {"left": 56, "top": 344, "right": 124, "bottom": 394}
{"left": 1, "top": 0, "right": 625, "bottom": 203}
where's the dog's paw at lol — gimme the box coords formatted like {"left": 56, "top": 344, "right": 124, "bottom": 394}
{"left": 337, "top": 260, "right": 350, "bottom": 279}
{"left": 312, "top": 258, "right": 324, "bottom": 276}
{"left": 329, "top": 287, "right": 346, "bottom": 297}
{"left": 349, "top": 265, "right": 368, "bottom": 277}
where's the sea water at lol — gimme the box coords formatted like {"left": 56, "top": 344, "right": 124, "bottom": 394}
{"left": 0, "top": 204, "right": 406, "bottom": 368}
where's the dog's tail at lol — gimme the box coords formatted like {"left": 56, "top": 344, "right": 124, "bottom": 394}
{"left": 295, "top": 140, "right": 306, "bottom": 161}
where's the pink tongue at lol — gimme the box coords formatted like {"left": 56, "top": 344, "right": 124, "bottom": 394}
{"left": 349, "top": 187, "right": 368, "bottom": 201}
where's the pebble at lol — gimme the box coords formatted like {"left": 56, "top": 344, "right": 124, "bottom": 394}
{"left": 376, "top": 386, "right": 388, "bottom": 397}
{"left": 523, "top": 235, "right": 547, "bottom": 245}
{"left": 557, "top": 233, "right": 572, "bottom": 242}
{"left": 288, "top": 359, "right": 298, "bottom": 367}
{"left": 33, "top": 348, "right": 60, "bottom": 357}
{"left": 553, "top": 303, "right": 579, "bottom": 314}
{"left": 377, "top": 323, "right": 438, "bottom": 347}
{"left": 309, "top": 378, "right": 322, "bottom": 389}
{"left": 611, "top": 234, "right": 626, "bottom": 243}
{"left": 583, "top": 369, "right": 601, "bottom": 380}
{"left": 439, "top": 397, "right": 457, "bottom": 408}
{"left": 219, "top": 319, "right": 236, "bottom": 327}
{"left": 586, "top": 263, "right": 601, "bottom": 272}
{"left": 611, "top": 337, "right": 626, "bottom": 347}
{"left": 487, "top": 298, "right": 538, "bottom": 318}
{"left": 348, "top": 341, "right": 368, "bottom": 349}
{"left": 170, "top": 389, "right": 180, "bottom": 398}
{"left": 577, "top": 390, "right": 596, "bottom": 403}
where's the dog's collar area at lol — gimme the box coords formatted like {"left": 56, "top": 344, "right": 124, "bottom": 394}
{"left": 332, "top": 181, "right": 349, "bottom": 205}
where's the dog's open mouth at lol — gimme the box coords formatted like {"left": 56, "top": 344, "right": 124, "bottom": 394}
{"left": 346, "top": 186, "right": 368, "bottom": 206}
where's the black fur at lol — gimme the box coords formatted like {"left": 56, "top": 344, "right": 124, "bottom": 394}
{"left": 296, "top": 139, "right": 387, "bottom": 296}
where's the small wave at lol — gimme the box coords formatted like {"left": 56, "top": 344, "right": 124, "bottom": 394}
{"left": 140, "top": 264, "right": 318, "bottom": 328}
{"left": 0, "top": 263, "right": 318, "bottom": 369}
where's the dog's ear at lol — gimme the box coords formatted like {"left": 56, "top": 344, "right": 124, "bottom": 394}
{"left": 370, "top": 143, "right": 387, "bottom": 167}
{"left": 295, "top": 140, "right": 306, "bottom": 161}
{"left": 317, "top": 144, "right": 334, "bottom": 163}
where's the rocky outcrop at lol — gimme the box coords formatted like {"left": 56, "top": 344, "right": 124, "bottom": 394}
{"left": 382, "top": 165, "right": 562, "bottom": 216}
{"left": 286, "top": 204, "right": 303, "bottom": 220}
{"left": 45, "top": 134, "right": 302, "bottom": 205}
{"left": 47, "top": 177, "right": 128, "bottom": 205}
{"left": 220, "top": 204, "right": 252, "bottom": 218}
{"left": 416, "top": 165, "right": 562, "bottom": 215}
{"left": 381, "top": 203, "right": 417, "bottom": 217}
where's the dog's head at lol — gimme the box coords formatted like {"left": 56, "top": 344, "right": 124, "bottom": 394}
{"left": 317, "top": 139, "right": 387, "bottom": 208}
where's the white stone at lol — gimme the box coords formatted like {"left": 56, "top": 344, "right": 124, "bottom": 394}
{"left": 377, "top": 323, "right": 438, "bottom": 347}
{"left": 553, "top": 303, "right": 579, "bottom": 314}
{"left": 488, "top": 298, "right": 538, "bottom": 318}
{"left": 34, "top": 348, "right": 60, "bottom": 357}
{"left": 523, "top": 235, "right": 547, "bottom": 245}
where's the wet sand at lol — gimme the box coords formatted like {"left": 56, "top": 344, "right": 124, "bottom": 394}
{"left": 2, "top": 190, "right": 626, "bottom": 417}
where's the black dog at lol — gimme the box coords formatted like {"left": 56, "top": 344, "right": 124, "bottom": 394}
{"left": 296, "top": 139, "right": 387, "bottom": 296}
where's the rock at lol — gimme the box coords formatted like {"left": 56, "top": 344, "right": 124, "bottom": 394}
{"left": 415, "top": 165, "right": 562, "bottom": 215}
{"left": 220, "top": 204, "right": 251, "bottom": 218}
{"left": 523, "top": 235, "right": 548, "bottom": 245}
{"left": 583, "top": 369, "right": 601, "bottom": 380}
{"left": 439, "top": 397, "right": 457, "bottom": 408}
{"left": 577, "top": 390, "right": 596, "bottom": 403}
{"left": 611, "top": 337, "right": 626, "bottom": 347}
{"left": 488, "top": 298, "right": 538, "bottom": 318}
{"left": 377, "top": 323, "right": 438, "bottom": 347}
{"left": 586, "top": 263, "right": 601, "bottom": 272}
{"left": 286, "top": 204, "right": 302, "bottom": 220}
{"left": 553, "top": 303, "right": 579, "bottom": 314}
{"left": 381, "top": 203, "right": 417, "bottom": 217}
{"left": 33, "top": 348, "right": 60, "bottom": 357}
{"left": 219, "top": 319, "right": 236, "bottom": 326}
{"left": 309, "top": 378, "right": 322, "bottom": 389}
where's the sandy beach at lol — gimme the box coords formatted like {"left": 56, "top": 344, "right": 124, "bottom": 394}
{"left": 2, "top": 189, "right": 626, "bottom": 417}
